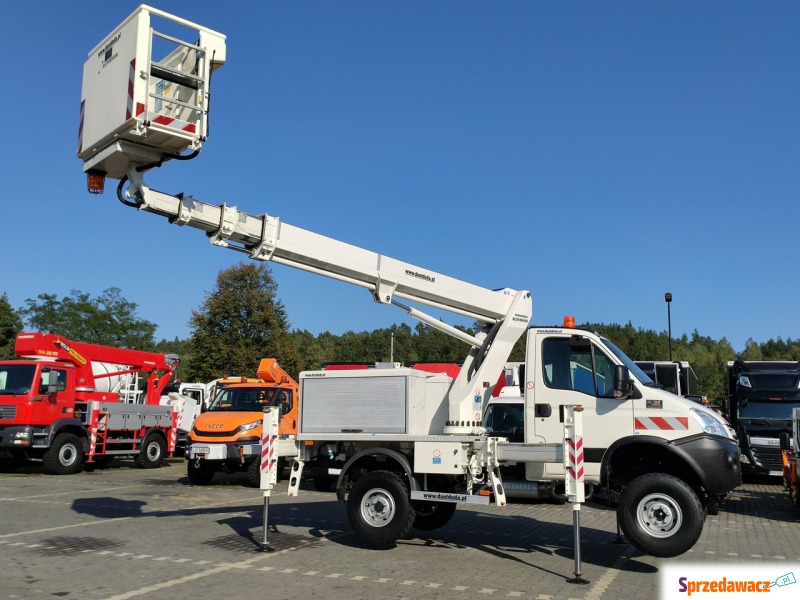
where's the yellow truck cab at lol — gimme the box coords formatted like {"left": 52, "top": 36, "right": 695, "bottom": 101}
{"left": 186, "top": 359, "right": 298, "bottom": 486}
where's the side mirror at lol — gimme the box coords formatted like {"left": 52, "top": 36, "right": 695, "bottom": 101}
{"left": 614, "top": 365, "right": 634, "bottom": 400}
{"left": 779, "top": 432, "right": 791, "bottom": 452}
{"left": 46, "top": 371, "right": 60, "bottom": 394}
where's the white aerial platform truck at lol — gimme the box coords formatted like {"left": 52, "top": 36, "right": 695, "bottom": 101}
{"left": 78, "top": 5, "right": 740, "bottom": 558}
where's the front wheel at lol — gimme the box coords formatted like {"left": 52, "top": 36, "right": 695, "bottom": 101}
{"left": 0, "top": 453, "right": 23, "bottom": 473}
{"left": 246, "top": 459, "right": 261, "bottom": 487}
{"left": 42, "top": 433, "right": 84, "bottom": 475}
{"left": 187, "top": 458, "right": 215, "bottom": 485}
{"left": 617, "top": 473, "right": 704, "bottom": 558}
{"left": 347, "top": 471, "right": 415, "bottom": 548}
{"left": 134, "top": 434, "right": 166, "bottom": 469}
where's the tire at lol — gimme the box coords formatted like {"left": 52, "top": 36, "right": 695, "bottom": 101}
{"left": 617, "top": 473, "right": 704, "bottom": 558}
{"left": 134, "top": 434, "right": 166, "bottom": 469}
{"left": 346, "top": 470, "right": 415, "bottom": 548}
{"left": 0, "top": 453, "right": 22, "bottom": 473}
{"left": 42, "top": 433, "right": 84, "bottom": 475}
{"left": 411, "top": 501, "right": 457, "bottom": 531}
{"left": 278, "top": 457, "right": 291, "bottom": 480}
{"left": 246, "top": 459, "right": 261, "bottom": 487}
{"left": 706, "top": 499, "right": 720, "bottom": 516}
{"left": 187, "top": 458, "right": 215, "bottom": 485}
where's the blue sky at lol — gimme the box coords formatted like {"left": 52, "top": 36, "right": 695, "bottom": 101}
{"left": 1, "top": 1, "right": 798, "bottom": 352}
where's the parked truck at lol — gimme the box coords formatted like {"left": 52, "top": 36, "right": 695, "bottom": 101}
{"left": 725, "top": 360, "right": 800, "bottom": 477}
{"left": 634, "top": 361, "right": 703, "bottom": 402}
{"left": 0, "top": 332, "right": 192, "bottom": 474}
{"left": 78, "top": 5, "right": 741, "bottom": 558}
{"left": 185, "top": 358, "right": 298, "bottom": 486}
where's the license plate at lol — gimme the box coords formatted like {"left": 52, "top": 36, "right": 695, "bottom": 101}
{"left": 768, "top": 470, "right": 782, "bottom": 477}
{"left": 192, "top": 446, "right": 210, "bottom": 456}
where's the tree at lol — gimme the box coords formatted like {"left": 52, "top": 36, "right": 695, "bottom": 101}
{"left": 186, "top": 262, "right": 302, "bottom": 381}
{"left": 0, "top": 293, "right": 23, "bottom": 359}
{"left": 21, "top": 287, "right": 156, "bottom": 348}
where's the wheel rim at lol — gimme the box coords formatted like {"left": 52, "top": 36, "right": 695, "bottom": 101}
{"left": 636, "top": 492, "right": 683, "bottom": 538}
{"left": 360, "top": 487, "right": 396, "bottom": 528}
{"left": 59, "top": 444, "right": 78, "bottom": 467}
{"left": 147, "top": 441, "right": 161, "bottom": 461}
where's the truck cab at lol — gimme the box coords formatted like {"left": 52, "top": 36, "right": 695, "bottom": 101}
{"left": 634, "top": 360, "right": 708, "bottom": 406}
{"left": 725, "top": 360, "right": 800, "bottom": 477}
{"left": 0, "top": 361, "right": 75, "bottom": 462}
{"left": 185, "top": 359, "right": 298, "bottom": 486}
{"left": 520, "top": 324, "right": 740, "bottom": 506}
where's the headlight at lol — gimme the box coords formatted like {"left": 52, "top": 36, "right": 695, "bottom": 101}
{"left": 238, "top": 420, "right": 262, "bottom": 434}
{"left": 690, "top": 408, "right": 730, "bottom": 438}
{"left": 737, "top": 375, "right": 751, "bottom": 388}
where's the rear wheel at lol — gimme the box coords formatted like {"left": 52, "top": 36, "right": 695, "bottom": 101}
{"left": 347, "top": 471, "right": 414, "bottom": 548}
{"left": 134, "top": 434, "right": 166, "bottom": 469}
{"left": 617, "top": 473, "right": 704, "bottom": 558}
{"left": 42, "top": 433, "right": 84, "bottom": 475}
{"left": 186, "top": 458, "right": 215, "bottom": 485}
{"left": 411, "top": 501, "right": 457, "bottom": 531}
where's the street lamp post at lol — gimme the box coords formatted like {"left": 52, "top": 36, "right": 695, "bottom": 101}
{"left": 665, "top": 292, "right": 673, "bottom": 361}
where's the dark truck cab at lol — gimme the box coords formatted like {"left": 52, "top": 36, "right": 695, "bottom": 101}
{"left": 725, "top": 360, "right": 800, "bottom": 477}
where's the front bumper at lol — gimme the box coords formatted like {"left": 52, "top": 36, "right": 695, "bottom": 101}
{"left": 186, "top": 442, "right": 260, "bottom": 461}
{"left": 671, "top": 434, "right": 742, "bottom": 494}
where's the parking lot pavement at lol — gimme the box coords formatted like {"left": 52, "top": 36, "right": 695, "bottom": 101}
{"left": 1, "top": 460, "right": 799, "bottom": 600}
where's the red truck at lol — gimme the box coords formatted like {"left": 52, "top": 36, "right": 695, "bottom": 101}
{"left": 0, "top": 332, "right": 184, "bottom": 474}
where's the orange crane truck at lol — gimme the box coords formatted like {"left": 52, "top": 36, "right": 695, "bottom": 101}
{"left": 186, "top": 358, "right": 298, "bottom": 486}
{"left": 0, "top": 332, "right": 185, "bottom": 474}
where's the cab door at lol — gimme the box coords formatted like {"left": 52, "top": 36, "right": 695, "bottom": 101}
{"left": 36, "top": 366, "right": 72, "bottom": 420}
{"left": 526, "top": 332, "right": 634, "bottom": 481}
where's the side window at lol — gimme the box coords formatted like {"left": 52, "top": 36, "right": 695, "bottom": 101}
{"left": 542, "top": 338, "right": 615, "bottom": 397}
{"left": 594, "top": 352, "right": 616, "bottom": 397}
{"left": 276, "top": 390, "right": 293, "bottom": 414}
{"left": 38, "top": 368, "right": 67, "bottom": 393}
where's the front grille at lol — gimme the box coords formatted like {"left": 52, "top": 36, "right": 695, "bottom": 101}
{"left": 0, "top": 405, "right": 17, "bottom": 420}
{"left": 750, "top": 446, "right": 783, "bottom": 470}
{"left": 192, "top": 427, "right": 235, "bottom": 438}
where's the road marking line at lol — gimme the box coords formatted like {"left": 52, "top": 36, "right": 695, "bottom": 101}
{"left": 0, "top": 516, "right": 133, "bottom": 538}
{"left": 0, "top": 484, "right": 159, "bottom": 501}
{"left": 583, "top": 552, "right": 631, "bottom": 600}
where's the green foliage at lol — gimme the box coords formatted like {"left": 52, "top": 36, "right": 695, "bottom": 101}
{"left": 153, "top": 337, "right": 192, "bottom": 381}
{"left": 21, "top": 287, "right": 156, "bottom": 349}
{"left": 186, "top": 263, "right": 302, "bottom": 381}
{"left": 0, "top": 293, "right": 23, "bottom": 359}
{"left": 287, "top": 321, "right": 474, "bottom": 370}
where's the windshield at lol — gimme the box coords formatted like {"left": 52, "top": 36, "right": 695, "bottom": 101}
{"left": 208, "top": 386, "right": 283, "bottom": 411}
{"left": 738, "top": 400, "right": 800, "bottom": 420}
{"left": 0, "top": 365, "right": 37, "bottom": 395}
{"left": 601, "top": 338, "right": 655, "bottom": 386}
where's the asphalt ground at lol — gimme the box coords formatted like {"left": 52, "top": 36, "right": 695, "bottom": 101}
{"left": 1, "top": 459, "right": 799, "bottom": 600}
